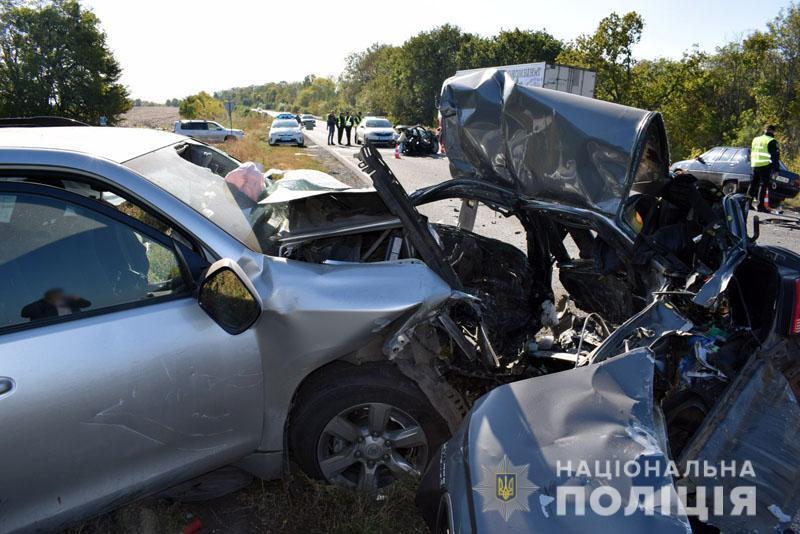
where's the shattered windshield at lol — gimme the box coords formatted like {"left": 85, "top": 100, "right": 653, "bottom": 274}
{"left": 125, "top": 143, "right": 274, "bottom": 252}
{"left": 125, "top": 144, "right": 380, "bottom": 255}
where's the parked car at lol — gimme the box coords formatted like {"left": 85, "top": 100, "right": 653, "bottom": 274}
{"left": 300, "top": 114, "right": 316, "bottom": 130}
{"left": 268, "top": 119, "right": 304, "bottom": 146}
{"left": 173, "top": 119, "right": 243, "bottom": 143}
{"left": 396, "top": 125, "right": 439, "bottom": 155}
{"left": 415, "top": 69, "right": 800, "bottom": 534}
{"left": 355, "top": 117, "right": 397, "bottom": 146}
{"left": 671, "top": 146, "right": 800, "bottom": 206}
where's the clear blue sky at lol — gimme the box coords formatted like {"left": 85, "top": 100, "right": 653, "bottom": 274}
{"left": 81, "top": 0, "right": 793, "bottom": 102}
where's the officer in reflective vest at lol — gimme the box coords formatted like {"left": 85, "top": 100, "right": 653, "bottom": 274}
{"left": 344, "top": 113, "right": 354, "bottom": 146}
{"left": 337, "top": 112, "right": 345, "bottom": 145}
{"left": 749, "top": 124, "right": 780, "bottom": 212}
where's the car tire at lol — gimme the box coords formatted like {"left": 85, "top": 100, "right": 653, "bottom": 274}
{"left": 297, "top": 142, "right": 305, "bottom": 147}
{"left": 431, "top": 139, "right": 440, "bottom": 155}
{"left": 224, "top": 135, "right": 235, "bottom": 142}
{"left": 289, "top": 362, "right": 450, "bottom": 492}
{"left": 722, "top": 180, "right": 739, "bottom": 196}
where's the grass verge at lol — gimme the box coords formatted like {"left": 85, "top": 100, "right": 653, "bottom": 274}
{"left": 220, "top": 113, "right": 327, "bottom": 173}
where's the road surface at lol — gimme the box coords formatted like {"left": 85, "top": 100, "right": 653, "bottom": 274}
{"left": 301, "top": 118, "right": 529, "bottom": 250}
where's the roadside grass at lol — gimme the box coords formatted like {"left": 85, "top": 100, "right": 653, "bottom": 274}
{"left": 220, "top": 113, "right": 327, "bottom": 173}
{"left": 68, "top": 473, "right": 427, "bottom": 534}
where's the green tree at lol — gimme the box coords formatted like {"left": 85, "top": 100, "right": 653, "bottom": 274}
{"left": 0, "top": 0, "right": 130, "bottom": 124}
{"left": 178, "top": 91, "right": 224, "bottom": 119}
{"left": 557, "top": 11, "right": 644, "bottom": 103}
{"left": 490, "top": 29, "right": 563, "bottom": 66}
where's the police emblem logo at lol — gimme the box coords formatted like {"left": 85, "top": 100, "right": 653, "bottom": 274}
{"left": 474, "top": 455, "right": 539, "bottom": 521}
{"left": 496, "top": 473, "right": 516, "bottom": 502}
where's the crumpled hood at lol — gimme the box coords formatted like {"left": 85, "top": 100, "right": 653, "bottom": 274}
{"left": 439, "top": 69, "right": 671, "bottom": 216}
{"left": 462, "top": 349, "right": 690, "bottom": 532}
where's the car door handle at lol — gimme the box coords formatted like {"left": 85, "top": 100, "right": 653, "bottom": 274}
{"left": 0, "top": 377, "right": 15, "bottom": 397}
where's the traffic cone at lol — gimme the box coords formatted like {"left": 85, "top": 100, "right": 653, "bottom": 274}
{"left": 763, "top": 187, "right": 770, "bottom": 211}
{"left": 394, "top": 145, "right": 400, "bottom": 159}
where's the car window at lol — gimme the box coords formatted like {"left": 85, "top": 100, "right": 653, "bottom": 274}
{"left": 272, "top": 120, "right": 297, "bottom": 128}
{"left": 716, "top": 149, "right": 735, "bottom": 163}
{"left": 731, "top": 149, "right": 748, "bottom": 163}
{"left": 0, "top": 192, "right": 187, "bottom": 330}
{"left": 366, "top": 119, "right": 392, "bottom": 128}
{"left": 700, "top": 147, "right": 723, "bottom": 163}
{"left": 208, "top": 122, "right": 223, "bottom": 131}
{"left": 180, "top": 122, "right": 196, "bottom": 131}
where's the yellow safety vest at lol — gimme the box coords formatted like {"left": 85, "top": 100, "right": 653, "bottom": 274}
{"left": 345, "top": 116, "right": 352, "bottom": 127}
{"left": 750, "top": 134, "right": 774, "bottom": 168}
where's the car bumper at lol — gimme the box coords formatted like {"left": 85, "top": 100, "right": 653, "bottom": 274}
{"left": 364, "top": 137, "right": 396, "bottom": 146}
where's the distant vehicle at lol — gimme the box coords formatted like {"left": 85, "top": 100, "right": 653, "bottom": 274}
{"left": 268, "top": 119, "right": 304, "bottom": 146}
{"left": 300, "top": 114, "right": 316, "bottom": 130}
{"left": 355, "top": 117, "right": 397, "bottom": 146}
{"left": 275, "top": 112, "right": 296, "bottom": 120}
{"left": 396, "top": 125, "right": 439, "bottom": 156}
{"left": 671, "top": 146, "right": 799, "bottom": 206}
{"left": 173, "top": 120, "right": 243, "bottom": 143}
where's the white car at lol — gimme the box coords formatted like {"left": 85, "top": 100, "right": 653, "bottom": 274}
{"left": 268, "top": 119, "right": 305, "bottom": 146}
{"left": 173, "top": 120, "right": 243, "bottom": 143}
{"left": 355, "top": 117, "right": 397, "bottom": 146}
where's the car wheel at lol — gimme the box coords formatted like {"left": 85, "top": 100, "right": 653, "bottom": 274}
{"left": 431, "top": 139, "right": 440, "bottom": 155}
{"left": 289, "top": 362, "right": 449, "bottom": 492}
{"left": 224, "top": 135, "right": 236, "bottom": 142}
{"left": 722, "top": 181, "right": 739, "bottom": 196}
{"left": 356, "top": 136, "right": 362, "bottom": 145}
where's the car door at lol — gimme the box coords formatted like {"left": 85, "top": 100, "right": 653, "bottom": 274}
{"left": 207, "top": 121, "right": 226, "bottom": 143}
{"left": 692, "top": 147, "right": 723, "bottom": 182}
{"left": 709, "top": 148, "right": 736, "bottom": 188}
{"left": 0, "top": 182, "right": 263, "bottom": 532}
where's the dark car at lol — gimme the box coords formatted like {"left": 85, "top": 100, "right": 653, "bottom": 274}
{"left": 671, "top": 146, "right": 799, "bottom": 206}
{"left": 416, "top": 70, "right": 800, "bottom": 534}
{"left": 397, "top": 125, "right": 439, "bottom": 156}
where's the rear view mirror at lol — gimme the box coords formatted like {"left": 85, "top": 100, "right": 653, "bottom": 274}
{"left": 199, "top": 259, "right": 261, "bottom": 335}
{"left": 696, "top": 156, "right": 706, "bottom": 164}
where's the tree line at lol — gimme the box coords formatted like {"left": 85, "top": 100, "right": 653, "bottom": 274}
{"left": 1, "top": 1, "right": 798, "bottom": 164}
{"left": 209, "top": 6, "right": 800, "bottom": 164}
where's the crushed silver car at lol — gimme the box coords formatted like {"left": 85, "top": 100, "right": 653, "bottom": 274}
{"left": 415, "top": 69, "right": 800, "bottom": 533}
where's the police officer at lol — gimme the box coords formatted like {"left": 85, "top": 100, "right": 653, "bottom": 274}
{"left": 337, "top": 112, "right": 345, "bottom": 145}
{"left": 326, "top": 111, "right": 336, "bottom": 145}
{"left": 749, "top": 124, "right": 780, "bottom": 212}
{"left": 344, "top": 112, "right": 354, "bottom": 146}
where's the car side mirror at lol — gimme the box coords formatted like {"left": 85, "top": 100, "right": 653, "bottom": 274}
{"left": 198, "top": 259, "right": 261, "bottom": 335}
{"left": 696, "top": 156, "right": 706, "bottom": 164}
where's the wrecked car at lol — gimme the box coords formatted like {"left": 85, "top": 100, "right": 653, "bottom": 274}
{"left": 415, "top": 70, "right": 800, "bottom": 532}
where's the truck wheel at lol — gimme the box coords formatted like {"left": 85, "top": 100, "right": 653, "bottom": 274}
{"left": 722, "top": 180, "right": 739, "bottom": 195}
{"left": 289, "top": 362, "right": 449, "bottom": 492}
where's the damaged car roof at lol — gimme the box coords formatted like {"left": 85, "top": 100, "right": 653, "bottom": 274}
{"left": 439, "top": 69, "right": 671, "bottom": 216}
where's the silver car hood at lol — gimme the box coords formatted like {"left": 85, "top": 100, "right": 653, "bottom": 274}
{"left": 440, "top": 69, "right": 671, "bottom": 217}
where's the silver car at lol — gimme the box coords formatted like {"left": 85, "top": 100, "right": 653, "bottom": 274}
{"left": 355, "top": 117, "right": 398, "bottom": 146}
{"left": 0, "top": 125, "right": 468, "bottom": 531}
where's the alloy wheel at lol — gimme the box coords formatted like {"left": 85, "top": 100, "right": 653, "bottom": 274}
{"left": 316, "top": 402, "right": 429, "bottom": 492}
